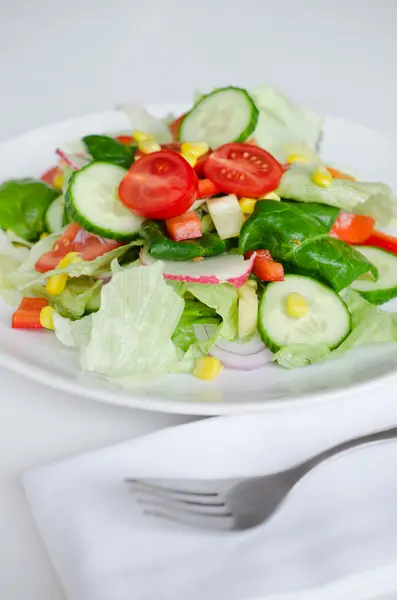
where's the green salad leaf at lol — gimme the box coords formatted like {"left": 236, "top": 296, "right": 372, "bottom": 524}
{"left": 273, "top": 289, "right": 397, "bottom": 368}
{"left": 54, "top": 262, "right": 184, "bottom": 383}
{"left": 250, "top": 85, "right": 323, "bottom": 162}
{"left": 0, "top": 229, "right": 30, "bottom": 304}
{"left": 186, "top": 282, "right": 238, "bottom": 340}
{"left": 0, "top": 179, "right": 60, "bottom": 241}
{"left": 277, "top": 165, "right": 396, "bottom": 224}
{"left": 172, "top": 299, "right": 220, "bottom": 352}
{"left": 118, "top": 103, "right": 172, "bottom": 144}
{"left": 239, "top": 200, "right": 377, "bottom": 291}
{"left": 140, "top": 220, "right": 227, "bottom": 261}
{"left": 83, "top": 135, "right": 136, "bottom": 169}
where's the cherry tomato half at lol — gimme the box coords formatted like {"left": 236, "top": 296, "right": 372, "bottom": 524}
{"left": 203, "top": 143, "right": 283, "bottom": 198}
{"left": 135, "top": 142, "right": 211, "bottom": 178}
{"left": 118, "top": 150, "right": 198, "bottom": 220}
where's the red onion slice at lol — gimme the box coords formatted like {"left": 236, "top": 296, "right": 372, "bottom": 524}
{"left": 193, "top": 325, "right": 273, "bottom": 370}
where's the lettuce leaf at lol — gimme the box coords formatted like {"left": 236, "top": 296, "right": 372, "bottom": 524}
{"left": 54, "top": 262, "right": 185, "bottom": 383}
{"left": 277, "top": 165, "right": 396, "bottom": 223}
{"left": 186, "top": 282, "right": 238, "bottom": 340}
{"left": 118, "top": 103, "right": 172, "bottom": 144}
{"left": 250, "top": 85, "right": 323, "bottom": 162}
{"left": 0, "top": 229, "right": 30, "bottom": 304}
{"left": 273, "top": 290, "right": 397, "bottom": 368}
{"left": 172, "top": 299, "right": 220, "bottom": 352}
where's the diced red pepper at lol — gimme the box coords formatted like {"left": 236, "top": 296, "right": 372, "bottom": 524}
{"left": 40, "top": 166, "right": 59, "bottom": 186}
{"left": 360, "top": 230, "right": 397, "bottom": 254}
{"left": 12, "top": 297, "right": 49, "bottom": 329}
{"left": 197, "top": 178, "right": 220, "bottom": 199}
{"left": 330, "top": 213, "right": 375, "bottom": 244}
{"left": 165, "top": 212, "right": 203, "bottom": 241}
{"left": 115, "top": 135, "right": 134, "bottom": 145}
{"left": 246, "top": 250, "right": 284, "bottom": 281}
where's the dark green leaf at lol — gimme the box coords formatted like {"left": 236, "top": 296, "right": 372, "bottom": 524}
{"left": 0, "top": 179, "right": 60, "bottom": 241}
{"left": 83, "top": 135, "right": 136, "bottom": 169}
{"left": 140, "top": 220, "right": 227, "bottom": 261}
{"left": 239, "top": 200, "right": 377, "bottom": 291}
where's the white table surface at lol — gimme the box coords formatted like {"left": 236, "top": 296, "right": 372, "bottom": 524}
{"left": 1, "top": 1, "right": 397, "bottom": 598}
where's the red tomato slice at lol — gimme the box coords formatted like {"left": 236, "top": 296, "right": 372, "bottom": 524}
{"left": 35, "top": 224, "right": 122, "bottom": 272}
{"left": 135, "top": 143, "right": 210, "bottom": 177}
{"left": 203, "top": 143, "right": 283, "bottom": 198}
{"left": 118, "top": 150, "right": 198, "bottom": 220}
{"left": 40, "top": 166, "right": 59, "bottom": 185}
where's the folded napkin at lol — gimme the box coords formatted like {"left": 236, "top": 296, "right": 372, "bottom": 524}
{"left": 24, "top": 413, "right": 397, "bottom": 600}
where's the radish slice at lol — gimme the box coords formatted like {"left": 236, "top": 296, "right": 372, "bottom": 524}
{"left": 140, "top": 248, "right": 256, "bottom": 288}
{"left": 194, "top": 324, "right": 272, "bottom": 370}
{"left": 56, "top": 148, "right": 90, "bottom": 171}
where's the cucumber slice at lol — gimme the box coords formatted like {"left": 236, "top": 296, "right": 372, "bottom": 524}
{"left": 258, "top": 274, "right": 351, "bottom": 352}
{"left": 351, "top": 246, "right": 397, "bottom": 304}
{"left": 179, "top": 87, "right": 259, "bottom": 149}
{"left": 45, "top": 195, "right": 65, "bottom": 233}
{"left": 63, "top": 204, "right": 73, "bottom": 226}
{"left": 66, "top": 162, "right": 143, "bottom": 241}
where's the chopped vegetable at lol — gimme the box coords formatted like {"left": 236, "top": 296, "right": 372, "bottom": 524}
{"left": 40, "top": 305, "right": 56, "bottom": 330}
{"left": 82, "top": 135, "right": 136, "bottom": 169}
{"left": 12, "top": 297, "right": 49, "bottom": 329}
{"left": 193, "top": 356, "right": 223, "bottom": 380}
{"left": 197, "top": 178, "right": 220, "bottom": 199}
{"left": 327, "top": 167, "right": 356, "bottom": 181}
{"left": 312, "top": 166, "right": 333, "bottom": 188}
{"left": 207, "top": 194, "right": 244, "bottom": 239}
{"left": 247, "top": 249, "right": 284, "bottom": 282}
{"left": 165, "top": 212, "right": 202, "bottom": 241}
{"left": 361, "top": 230, "right": 397, "bottom": 255}
{"left": 330, "top": 213, "right": 375, "bottom": 244}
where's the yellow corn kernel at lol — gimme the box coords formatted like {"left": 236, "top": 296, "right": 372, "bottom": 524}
{"left": 287, "top": 153, "right": 309, "bottom": 165}
{"left": 193, "top": 357, "right": 223, "bottom": 381}
{"left": 40, "top": 306, "right": 56, "bottom": 330}
{"left": 132, "top": 130, "right": 152, "bottom": 142}
{"left": 52, "top": 172, "right": 63, "bottom": 189}
{"left": 56, "top": 251, "right": 82, "bottom": 269}
{"left": 259, "top": 191, "right": 281, "bottom": 201}
{"left": 312, "top": 167, "right": 333, "bottom": 188}
{"left": 138, "top": 139, "right": 161, "bottom": 154}
{"left": 46, "top": 274, "right": 68, "bottom": 296}
{"left": 286, "top": 292, "right": 308, "bottom": 318}
{"left": 181, "top": 142, "right": 209, "bottom": 158}
{"left": 181, "top": 151, "right": 197, "bottom": 167}
{"left": 239, "top": 197, "right": 257, "bottom": 214}
{"left": 40, "top": 232, "right": 49, "bottom": 240}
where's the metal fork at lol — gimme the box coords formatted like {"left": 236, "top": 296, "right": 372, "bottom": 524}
{"left": 127, "top": 426, "right": 397, "bottom": 532}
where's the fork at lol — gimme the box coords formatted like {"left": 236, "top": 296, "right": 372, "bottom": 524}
{"left": 127, "top": 426, "right": 397, "bottom": 532}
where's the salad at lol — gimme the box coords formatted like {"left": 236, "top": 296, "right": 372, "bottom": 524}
{"left": 2, "top": 84, "right": 397, "bottom": 387}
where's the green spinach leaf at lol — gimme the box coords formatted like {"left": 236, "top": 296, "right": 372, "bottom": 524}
{"left": 0, "top": 179, "right": 60, "bottom": 241}
{"left": 239, "top": 200, "right": 377, "bottom": 291}
{"left": 140, "top": 220, "right": 227, "bottom": 261}
{"left": 83, "top": 135, "right": 136, "bottom": 169}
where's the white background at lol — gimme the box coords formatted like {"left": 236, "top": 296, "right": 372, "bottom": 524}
{"left": 1, "top": 1, "right": 397, "bottom": 598}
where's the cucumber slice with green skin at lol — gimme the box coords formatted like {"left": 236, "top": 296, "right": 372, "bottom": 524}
{"left": 66, "top": 162, "right": 144, "bottom": 241}
{"left": 258, "top": 274, "right": 351, "bottom": 352}
{"left": 45, "top": 195, "right": 65, "bottom": 233}
{"left": 179, "top": 87, "right": 259, "bottom": 149}
{"left": 351, "top": 246, "right": 397, "bottom": 305}
{"left": 63, "top": 204, "right": 73, "bottom": 226}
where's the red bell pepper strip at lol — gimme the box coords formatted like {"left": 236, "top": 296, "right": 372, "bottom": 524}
{"left": 197, "top": 178, "right": 220, "bottom": 199}
{"left": 246, "top": 250, "right": 284, "bottom": 282}
{"left": 330, "top": 213, "right": 375, "bottom": 244}
{"left": 361, "top": 230, "right": 397, "bottom": 254}
{"left": 165, "top": 212, "right": 203, "bottom": 241}
{"left": 12, "top": 298, "right": 49, "bottom": 329}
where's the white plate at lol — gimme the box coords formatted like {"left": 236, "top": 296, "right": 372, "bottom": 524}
{"left": 1, "top": 105, "right": 397, "bottom": 416}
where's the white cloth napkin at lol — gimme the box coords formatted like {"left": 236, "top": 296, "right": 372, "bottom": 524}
{"left": 23, "top": 413, "right": 397, "bottom": 600}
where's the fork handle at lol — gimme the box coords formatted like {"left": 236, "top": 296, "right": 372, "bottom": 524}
{"left": 295, "top": 426, "right": 397, "bottom": 479}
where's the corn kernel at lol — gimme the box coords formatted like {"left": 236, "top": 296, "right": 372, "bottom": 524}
{"left": 132, "top": 130, "right": 152, "bottom": 142}
{"left": 286, "top": 292, "right": 308, "bottom": 318}
{"left": 259, "top": 191, "right": 281, "bottom": 201}
{"left": 138, "top": 139, "right": 161, "bottom": 154}
{"left": 181, "top": 151, "right": 197, "bottom": 167}
{"left": 193, "top": 356, "right": 223, "bottom": 381}
{"left": 287, "top": 153, "right": 309, "bottom": 165}
{"left": 181, "top": 142, "right": 209, "bottom": 158}
{"left": 56, "top": 252, "right": 82, "bottom": 269}
{"left": 40, "top": 306, "right": 56, "bottom": 330}
{"left": 52, "top": 173, "right": 63, "bottom": 189}
{"left": 40, "top": 232, "right": 49, "bottom": 240}
{"left": 239, "top": 197, "right": 257, "bottom": 214}
{"left": 312, "top": 167, "right": 333, "bottom": 188}
{"left": 46, "top": 274, "right": 68, "bottom": 296}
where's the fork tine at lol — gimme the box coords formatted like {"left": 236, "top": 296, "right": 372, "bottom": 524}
{"left": 127, "top": 479, "right": 226, "bottom": 506}
{"left": 132, "top": 490, "right": 231, "bottom": 517}
{"left": 142, "top": 504, "right": 235, "bottom": 531}
{"left": 126, "top": 477, "right": 222, "bottom": 497}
